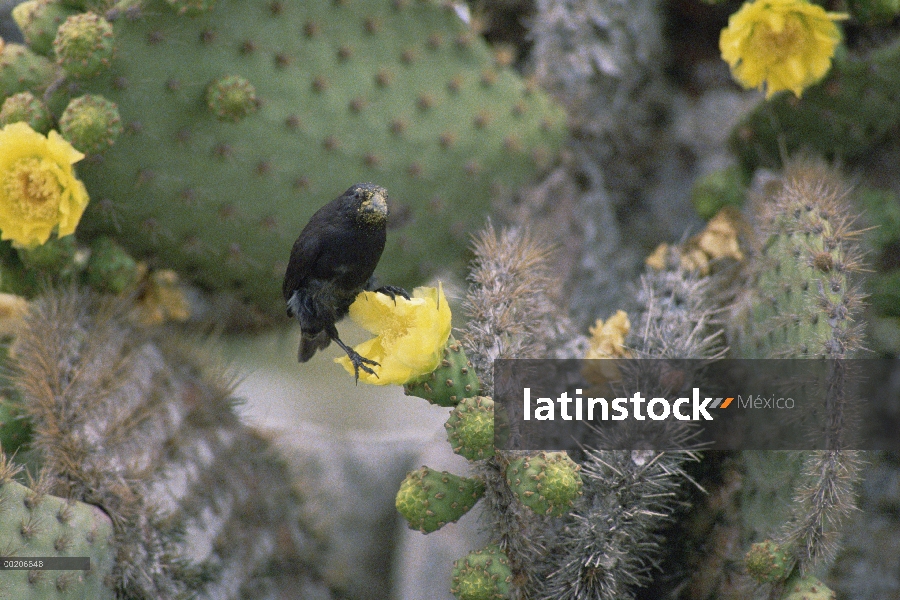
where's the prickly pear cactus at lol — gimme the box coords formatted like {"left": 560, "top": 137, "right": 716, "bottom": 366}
{"left": 505, "top": 451, "right": 583, "bottom": 517}
{"left": 395, "top": 466, "right": 485, "bottom": 534}
{"left": 0, "top": 478, "right": 116, "bottom": 599}
{"left": 15, "top": 0, "right": 568, "bottom": 315}
{"left": 738, "top": 162, "right": 864, "bottom": 359}
{"left": 445, "top": 395, "right": 495, "bottom": 461}
{"left": 404, "top": 336, "right": 480, "bottom": 406}
{"left": 450, "top": 544, "right": 512, "bottom": 600}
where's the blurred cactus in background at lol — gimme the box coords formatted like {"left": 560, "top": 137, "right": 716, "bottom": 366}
{"left": 1, "top": 0, "right": 899, "bottom": 599}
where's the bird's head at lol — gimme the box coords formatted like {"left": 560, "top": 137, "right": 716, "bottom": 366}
{"left": 344, "top": 183, "right": 388, "bottom": 227}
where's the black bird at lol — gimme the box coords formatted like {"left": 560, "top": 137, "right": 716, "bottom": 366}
{"left": 283, "top": 183, "right": 408, "bottom": 381}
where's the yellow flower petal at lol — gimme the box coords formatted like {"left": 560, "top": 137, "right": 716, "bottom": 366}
{"left": 0, "top": 122, "right": 89, "bottom": 247}
{"left": 719, "top": 0, "right": 847, "bottom": 98}
{"left": 336, "top": 283, "right": 452, "bottom": 385}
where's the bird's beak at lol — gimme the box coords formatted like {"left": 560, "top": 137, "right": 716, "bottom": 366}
{"left": 359, "top": 188, "right": 388, "bottom": 218}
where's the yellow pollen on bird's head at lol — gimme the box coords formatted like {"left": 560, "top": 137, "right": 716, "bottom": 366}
{"left": 357, "top": 185, "right": 388, "bottom": 225}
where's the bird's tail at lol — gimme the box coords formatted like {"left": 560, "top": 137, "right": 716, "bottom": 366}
{"left": 298, "top": 330, "right": 331, "bottom": 362}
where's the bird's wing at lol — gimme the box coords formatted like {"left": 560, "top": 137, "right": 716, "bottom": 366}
{"left": 282, "top": 224, "right": 323, "bottom": 302}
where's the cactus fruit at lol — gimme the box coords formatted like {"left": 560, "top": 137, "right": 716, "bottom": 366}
{"left": 53, "top": 12, "right": 115, "bottom": 79}
{"left": 445, "top": 396, "right": 495, "bottom": 461}
{"left": 450, "top": 544, "right": 512, "bottom": 600}
{"left": 395, "top": 466, "right": 485, "bottom": 534}
{"left": 206, "top": 75, "right": 258, "bottom": 122}
{"left": 85, "top": 236, "right": 138, "bottom": 294}
{"left": 779, "top": 572, "right": 836, "bottom": 600}
{"left": 31, "top": 0, "right": 567, "bottom": 315}
{"left": 11, "top": 0, "right": 81, "bottom": 56}
{"left": 746, "top": 540, "right": 794, "bottom": 584}
{"left": 0, "top": 91, "right": 52, "bottom": 131}
{"left": 0, "top": 43, "right": 56, "bottom": 99}
{"left": 505, "top": 451, "right": 582, "bottom": 517}
{"left": 57, "top": 94, "right": 122, "bottom": 155}
{"left": 0, "top": 478, "right": 116, "bottom": 599}
{"left": 404, "top": 336, "right": 480, "bottom": 407}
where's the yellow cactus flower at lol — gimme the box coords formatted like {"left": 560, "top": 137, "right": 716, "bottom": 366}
{"left": 719, "top": 0, "right": 847, "bottom": 98}
{"left": 583, "top": 310, "right": 632, "bottom": 386}
{"left": 0, "top": 122, "right": 89, "bottom": 247}
{"left": 337, "top": 283, "right": 452, "bottom": 385}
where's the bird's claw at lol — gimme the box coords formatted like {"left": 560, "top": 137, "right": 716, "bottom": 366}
{"left": 348, "top": 349, "right": 380, "bottom": 383}
{"left": 375, "top": 285, "right": 411, "bottom": 305}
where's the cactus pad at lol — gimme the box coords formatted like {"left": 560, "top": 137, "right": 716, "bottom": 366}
{"left": 506, "top": 451, "right": 583, "bottom": 517}
{"left": 57, "top": 0, "right": 565, "bottom": 315}
{"left": 0, "top": 479, "right": 116, "bottom": 599}
{"left": 450, "top": 544, "right": 512, "bottom": 600}
{"left": 445, "top": 396, "right": 495, "bottom": 461}
{"left": 404, "top": 336, "right": 480, "bottom": 407}
{"left": 395, "top": 466, "right": 485, "bottom": 534}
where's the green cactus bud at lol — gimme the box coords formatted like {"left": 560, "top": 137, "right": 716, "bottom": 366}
{"left": 506, "top": 451, "right": 583, "bottom": 517}
{"left": 166, "top": 0, "right": 218, "bottom": 14}
{"left": 746, "top": 540, "right": 794, "bottom": 584}
{"left": 690, "top": 165, "right": 747, "bottom": 221}
{"left": 53, "top": 12, "right": 115, "bottom": 78}
{"left": 404, "top": 337, "right": 480, "bottom": 407}
{"left": 59, "top": 94, "right": 122, "bottom": 155}
{"left": 86, "top": 237, "right": 139, "bottom": 294}
{"left": 779, "top": 572, "right": 836, "bottom": 600}
{"left": 450, "top": 544, "right": 512, "bottom": 600}
{"left": 17, "top": 235, "right": 77, "bottom": 273}
{"left": 0, "top": 91, "right": 52, "bottom": 132}
{"left": 395, "top": 466, "right": 484, "bottom": 534}
{"left": 206, "top": 75, "right": 258, "bottom": 122}
{"left": 12, "top": 0, "right": 80, "bottom": 56}
{"left": 0, "top": 479, "right": 116, "bottom": 599}
{"left": 445, "top": 396, "right": 495, "bottom": 461}
{"left": 0, "top": 43, "right": 56, "bottom": 99}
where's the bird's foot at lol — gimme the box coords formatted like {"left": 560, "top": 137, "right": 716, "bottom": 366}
{"left": 347, "top": 349, "right": 380, "bottom": 383}
{"left": 375, "top": 285, "right": 411, "bottom": 305}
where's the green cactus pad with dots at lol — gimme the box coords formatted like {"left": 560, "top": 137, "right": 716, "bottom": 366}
{"left": 404, "top": 336, "right": 480, "bottom": 406}
{"left": 47, "top": 0, "right": 567, "bottom": 315}
{"left": 745, "top": 540, "right": 794, "bottom": 584}
{"left": 395, "top": 466, "right": 485, "bottom": 534}
{"left": 450, "top": 544, "right": 512, "bottom": 600}
{"left": 445, "top": 395, "right": 495, "bottom": 461}
{"left": 741, "top": 166, "right": 865, "bottom": 359}
{"left": 0, "top": 479, "right": 116, "bottom": 599}
{"left": 779, "top": 572, "right": 836, "bottom": 600}
{"left": 0, "top": 91, "right": 52, "bottom": 132}
{"left": 506, "top": 451, "right": 583, "bottom": 517}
